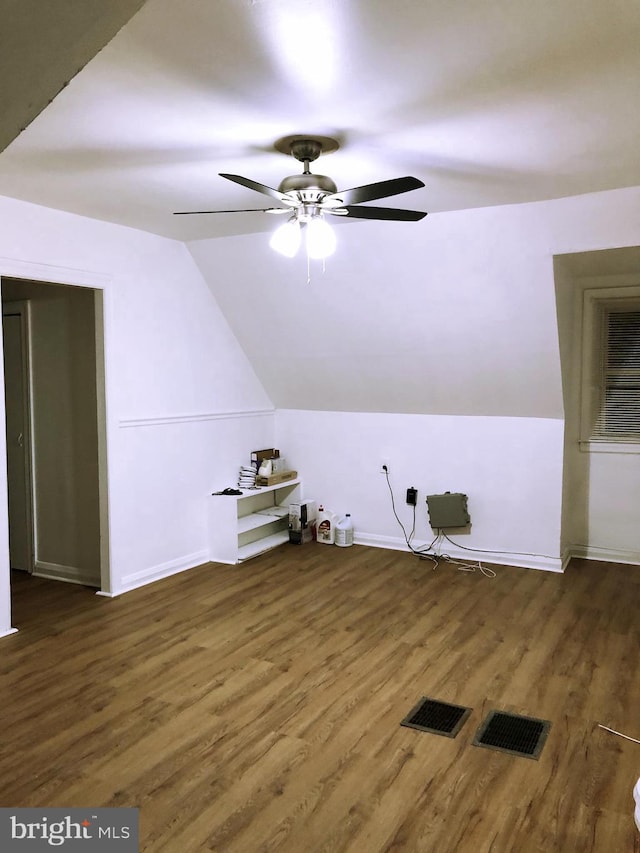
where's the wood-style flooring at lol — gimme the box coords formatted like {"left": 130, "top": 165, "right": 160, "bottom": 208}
{"left": 2, "top": 546, "right": 640, "bottom": 852}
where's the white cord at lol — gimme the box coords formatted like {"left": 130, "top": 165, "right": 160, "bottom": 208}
{"left": 421, "top": 534, "right": 497, "bottom": 578}
{"left": 441, "top": 531, "right": 559, "bottom": 562}
{"left": 598, "top": 724, "right": 640, "bottom": 745}
{"left": 444, "top": 556, "right": 497, "bottom": 578}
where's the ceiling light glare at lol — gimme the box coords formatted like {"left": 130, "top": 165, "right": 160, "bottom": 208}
{"left": 306, "top": 217, "right": 336, "bottom": 260}
{"left": 269, "top": 217, "right": 301, "bottom": 257}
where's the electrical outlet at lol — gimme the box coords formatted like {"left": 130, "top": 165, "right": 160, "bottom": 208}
{"left": 380, "top": 459, "right": 390, "bottom": 474}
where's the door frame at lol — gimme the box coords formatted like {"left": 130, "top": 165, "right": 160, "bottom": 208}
{"left": 2, "top": 300, "right": 34, "bottom": 574}
{"left": 0, "top": 259, "right": 113, "bottom": 615}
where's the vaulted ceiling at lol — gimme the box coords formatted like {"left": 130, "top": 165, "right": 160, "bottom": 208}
{"left": 0, "top": 0, "right": 146, "bottom": 155}
{"left": 0, "top": 0, "right": 639, "bottom": 242}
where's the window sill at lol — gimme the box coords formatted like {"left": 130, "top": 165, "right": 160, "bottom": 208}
{"left": 579, "top": 440, "right": 640, "bottom": 455}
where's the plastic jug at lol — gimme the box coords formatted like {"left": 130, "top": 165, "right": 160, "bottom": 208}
{"left": 335, "top": 513, "right": 354, "bottom": 547}
{"left": 316, "top": 506, "right": 336, "bottom": 544}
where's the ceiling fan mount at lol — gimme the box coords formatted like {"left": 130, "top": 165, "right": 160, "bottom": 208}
{"left": 274, "top": 135, "right": 340, "bottom": 196}
{"left": 273, "top": 134, "right": 340, "bottom": 162}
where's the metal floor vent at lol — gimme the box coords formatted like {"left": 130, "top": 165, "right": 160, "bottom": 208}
{"left": 400, "top": 697, "right": 472, "bottom": 739}
{"left": 472, "top": 710, "right": 551, "bottom": 759}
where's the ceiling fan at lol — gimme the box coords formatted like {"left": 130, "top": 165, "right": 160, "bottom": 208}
{"left": 174, "top": 135, "right": 427, "bottom": 258}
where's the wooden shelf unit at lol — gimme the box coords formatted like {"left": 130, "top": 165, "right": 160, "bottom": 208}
{"left": 207, "top": 480, "right": 301, "bottom": 564}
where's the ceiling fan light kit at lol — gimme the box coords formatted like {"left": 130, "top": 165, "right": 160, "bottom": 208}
{"left": 174, "top": 135, "right": 427, "bottom": 261}
{"left": 269, "top": 216, "right": 300, "bottom": 257}
{"left": 306, "top": 215, "right": 337, "bottom": 259}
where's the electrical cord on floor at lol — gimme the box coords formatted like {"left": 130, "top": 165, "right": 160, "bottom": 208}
{"left": 383, "top": 473, "right": 492, "bottom": 575}
{"left": 423, "top": 530, "right": 496, "bottom": 578}
{"left": 441, "top": 551, "right": 497, "bottom": 578}
{"left": 441, "top": 530, "right": 560, "bottom": 563}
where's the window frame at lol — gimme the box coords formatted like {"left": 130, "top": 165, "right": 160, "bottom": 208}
{"left": 580, "top": 284, "right": 640, "bottom": 454}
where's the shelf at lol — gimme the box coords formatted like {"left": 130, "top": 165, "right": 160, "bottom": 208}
{"left": 207, "top": 478, "right": 302, "bottom": 564}
{"left": 237, "top": 512, "right": 285, "bottom": 534}
{"left": 237, "top": 479, "right": 299, "bottom": 497}
{"left": 238, "top": 531, "right": 290, "bottom": 561}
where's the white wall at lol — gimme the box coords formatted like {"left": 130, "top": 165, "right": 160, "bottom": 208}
{"left": 0, "top": 193, "right": 275, "bottom": 634}
{"left": 586, "top": 454, "right": 640, "bottom": 559}
{"left": 190, "top": 187, "right": 640, "bottom": 419}
{"left": 276, "top": 409, "right": 565, "bottom": 571}
{"left": 190, "top": 205, "right": 567, "bottom": 419}
{"left": 191, "top": 185, "right": 640, "bottom": 572}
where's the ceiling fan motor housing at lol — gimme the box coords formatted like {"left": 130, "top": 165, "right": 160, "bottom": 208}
{"left": 278, "top": 172, "right": 338, "bottom": 197}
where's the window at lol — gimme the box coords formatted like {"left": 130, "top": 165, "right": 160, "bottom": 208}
{"left": 581, "top": 287, "right": 640, "bottom": 450}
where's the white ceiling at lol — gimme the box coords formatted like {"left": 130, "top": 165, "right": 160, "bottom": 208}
{"left": 0, "top": 0, "right": 639, "bottom": 242}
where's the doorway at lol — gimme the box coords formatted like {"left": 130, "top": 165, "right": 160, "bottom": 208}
{"left": 2, "top": 302, "right": 33, "bottom": 573}
{"left": 2, "top": 278, "right": 105, "bottom": 590}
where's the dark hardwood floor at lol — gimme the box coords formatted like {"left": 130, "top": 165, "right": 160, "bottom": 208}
{"left": 2, "top": 546, "right": 640, "bottom": 852}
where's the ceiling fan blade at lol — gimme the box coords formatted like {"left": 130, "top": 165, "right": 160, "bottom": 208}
{"left": 340, "top": 205, "right": 427, "bottom": 222}
{"left": 173, "top": 207, "right": 288, "bottom": 215}
{"left": 326, "top": 176, "right": 425, "bottom": 206}
{"left": 219, "top": 173, "right": 294, "bottom": 204}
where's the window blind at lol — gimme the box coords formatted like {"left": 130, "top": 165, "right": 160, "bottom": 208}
{"left": 592, "top": 309, "right": 640, "bottom": 441}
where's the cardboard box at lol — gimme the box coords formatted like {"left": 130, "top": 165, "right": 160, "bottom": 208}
{"left": 255, "top": 470, "right": 297, "bottom": 486}
{"left": 289, "top": 500, "right": 317, "bottom": 544}
{"left": 251, "top": 448, "right": 280, "bottom": 465}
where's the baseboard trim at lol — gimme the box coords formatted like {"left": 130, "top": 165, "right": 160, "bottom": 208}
{"left": 0, "top": 627, "right": 19, "bottom": 638}
{"left": 34, "top": 561, "right": 100, "bottom": 588}
{"left": 116, "top": 550, "right": 210, "bottom": 595}
{"left": 355, "top": 533, "right": 565, "bottom": 573}
{"left": 568, "top": 545, "right": 640, "bottom": 566}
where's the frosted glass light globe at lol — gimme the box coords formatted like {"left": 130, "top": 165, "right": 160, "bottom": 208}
{"left": 306, "top": 217, "right": 336, "bottom": 259}
{"left": 269, "top": 218, "right": 301, "bottom": 257}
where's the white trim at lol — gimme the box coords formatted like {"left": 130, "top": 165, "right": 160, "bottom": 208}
{"left": 94, "top": 290, "right": 112, "bottom": 595}
{"left": 579, "top": 440, "right": 640, "bottom": 454}
{"left": 119, "top": 408, "right": 275, "bottom": 428}
{"left": 560, "top": 549, "right": 573, "bottom": 572}
{"left": 115, "top": 550, "right": 210, "bottom": 595}
{"left": 0, "top": 627, "right": 18, "bottom": 638}
{"left": 33, "top": 560, "right": 100, "bottom": 587}
{"left": 354, "top": 532, "right": 565, "bottom": 572}
{"left": 0, "top": 257, "right": 111, "bottom": 290}
{"left": 568, "top": 544, "right": 640, "bottom": 566}
{"left": 0, "top": 257, "right": 114, "bottom": 603}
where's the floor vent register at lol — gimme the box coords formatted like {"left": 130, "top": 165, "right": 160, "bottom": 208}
{"left": 400, "top": 699, "right": 551, "bottom": 760}
{"left": 471, "top": 710, "right": 551, "bottom": 760}
{"left": 400, "top": 697, "right": 472, "bottom": 739}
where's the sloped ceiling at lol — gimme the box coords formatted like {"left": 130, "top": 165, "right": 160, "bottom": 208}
{"left": 1, "top": 0, "right": 638, "bottom": 417}
{"left": 0, "top": 0, "right": 147, "bottom": 155}
{"left": 0, "top": 0, "right": 638, "bottom": 241}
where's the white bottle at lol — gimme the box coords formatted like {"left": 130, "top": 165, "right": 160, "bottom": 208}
{"left": 335, "top": 513, "right": 354, "bottom": 547}
{"left": 316, "top": 505, "right": 335, "bottom": 544}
